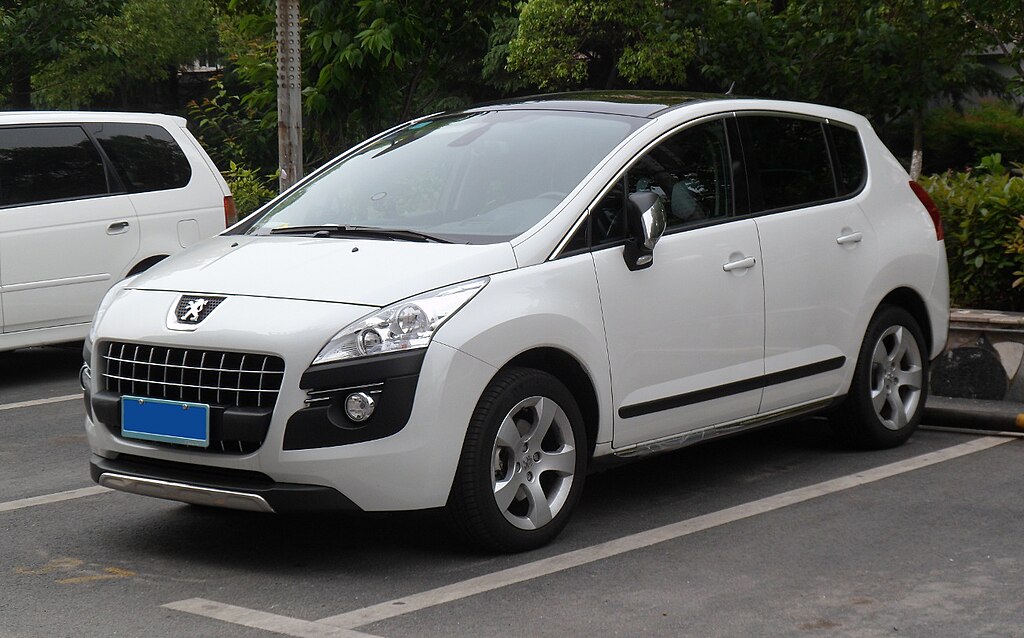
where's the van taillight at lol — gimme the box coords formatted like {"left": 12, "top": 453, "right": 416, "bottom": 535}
{"left": 909, "top": 181, "right": 943, "bottom": 241}
{"left": 224, "top": 195, "right": 237, "bottom": 227}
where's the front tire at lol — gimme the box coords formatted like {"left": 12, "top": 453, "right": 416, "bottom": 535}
{"left": 447, "top": 367, "right": 587, "bottom": 552}
{"left": 836, "top": 305, "right": 928, "bottom": 449}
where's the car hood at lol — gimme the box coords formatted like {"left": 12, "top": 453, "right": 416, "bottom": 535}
{"left": 128, "top": 235, "right": 519, "bottom": 307}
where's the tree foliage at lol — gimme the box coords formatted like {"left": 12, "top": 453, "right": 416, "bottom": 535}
{"left": 701, "top": 1, "right": 995, "bottom": 120}
{"left": 302, "top": 0, "right": 508, "bottom": 156}
{"left": 964, "top": 0, "right": 1024, "bottom": 104}
{"left": 0, "top": 0, "right": 122, "bottom": 108}
{"left": 206, "top": 0, "right": 516, "bottom": 171}
{"left": 691, "top": 0, "right": 1000, "bottom": 176}
{"left": 506, "top": 0, "right": 696, "bottom": 89}
{"left": 31, "top": 0, "right": 218, "bottom": 108}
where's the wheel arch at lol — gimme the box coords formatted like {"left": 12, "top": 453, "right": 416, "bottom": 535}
{"left": 502, "top": 347, "right": 600, "bottom": 457}
{"left": 126, "top": 254, "right": 169, "bottom": 277}
{"left": 877, "top": 287, "right": 933, "bottom": 354}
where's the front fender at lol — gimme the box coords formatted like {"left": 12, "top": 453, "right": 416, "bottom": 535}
{"left": 434, "top": 255, "right": 614, "bottom": 445}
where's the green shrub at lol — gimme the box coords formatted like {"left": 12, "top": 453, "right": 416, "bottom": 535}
{"left": 187, "top": 80, "right": 277, "bottom": 175}
{"left": 224, "top": 162, "right": 278, "bottom": 220}
{"left": 920, "top": 155, "right": 1024, "bottom": 311}
{"left": 923, "top": 101, "right": 1024, "bottom": 174}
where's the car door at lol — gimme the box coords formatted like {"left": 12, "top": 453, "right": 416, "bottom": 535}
{"left": 0, "top": 124, "right": 140, "bottom": 332}
{"left": 736, "top": 115, "right": 879, "bottom": 412}
{"left": 590, "top": 118, "right": 766, "bottom": 449}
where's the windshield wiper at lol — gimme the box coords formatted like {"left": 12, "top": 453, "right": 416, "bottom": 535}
{"left": 268, "top": 224, "right": 450, "bottom": 243}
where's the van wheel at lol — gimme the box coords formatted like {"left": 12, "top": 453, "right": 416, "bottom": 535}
{"left": 836, "top": 306, "right": 927, "bottom": 449}
{"left": 448, "top": 367, "right": 586, "bottom": 552}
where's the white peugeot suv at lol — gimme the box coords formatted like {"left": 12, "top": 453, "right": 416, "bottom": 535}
{"left": 84, "top": 93, "right": 949, "bottom": 552}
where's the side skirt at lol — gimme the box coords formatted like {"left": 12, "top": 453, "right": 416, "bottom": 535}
{"left": 594, "top": 396, "right": 843, "bottom": 468}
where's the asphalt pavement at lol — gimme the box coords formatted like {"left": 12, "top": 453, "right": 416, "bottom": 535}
{"left": 2, "top": 346, "right": 1022, "bottom": 638}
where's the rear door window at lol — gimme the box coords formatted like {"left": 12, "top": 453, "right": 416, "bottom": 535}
{"left": 739, "top": 116, "right": 836, "bottom": 213}
{"left": 0, "top": 126, "right": 108, "bottom": 207}
{"left": 91, "top": 123, "right": 192, "bottom": 193}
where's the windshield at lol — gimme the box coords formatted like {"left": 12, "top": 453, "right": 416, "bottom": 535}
{"left": 246, "top": 110, "right": 643, "bottom": 243}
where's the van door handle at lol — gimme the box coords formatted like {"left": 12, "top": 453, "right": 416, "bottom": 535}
{"left": 836, "top": 231, "right": 863, "bottom": 245}
{"left": 107, "top": 221, "right": 130, "bottom": 235}
{"left": 722, "top": 256, "right": 756, "bottom": 272}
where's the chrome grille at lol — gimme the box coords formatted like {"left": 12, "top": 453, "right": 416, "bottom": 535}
{"left": 102, "top": 341, "right": 285, "bottom": 409}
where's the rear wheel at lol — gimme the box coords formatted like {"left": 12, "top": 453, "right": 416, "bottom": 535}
{"left": 835, "top": 305, "right": 928, "bottom": 449}
{"left": 448, "top": 367, "right": 587, "bottom": 552}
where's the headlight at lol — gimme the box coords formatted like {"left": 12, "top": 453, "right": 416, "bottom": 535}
{"left": 312, "top": 277, "right": 489, "bottom": 365}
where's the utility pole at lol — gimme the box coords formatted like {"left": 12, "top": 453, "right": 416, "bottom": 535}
{"left": 276, "top": 0, "right": 303, "bottom": 191}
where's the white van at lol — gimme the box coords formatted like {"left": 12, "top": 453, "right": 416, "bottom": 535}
{"left": 0, "top": 112, "right": 232, "bottom": 351}
{"left": 83, "top": 93, "right": 949, "bottom": 552}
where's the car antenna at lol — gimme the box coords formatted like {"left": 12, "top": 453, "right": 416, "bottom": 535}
{"left": 725, "top": 81, "right": 736, "bottom": 95}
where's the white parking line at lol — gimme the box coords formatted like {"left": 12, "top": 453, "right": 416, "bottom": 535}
{"left": 0, "top": 393, "right": 82, "bottom": 412}
{"left": 163, "top": 599, "right": 381, "bottom": 638}
{"left": 163, "top": 435, "right": 1015, "bottom": 636}
{"left": 317, "top": 435, "right": 1013, "bottom": 630}
{"left": 0, "top": 486, "right": 110, "bottom": 513}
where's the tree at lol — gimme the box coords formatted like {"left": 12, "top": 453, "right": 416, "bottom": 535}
{"left": 505, "top": 0, "right": 696, "bottom": 90}
{"left": 31, "top": 0, "right": 218, "bottom": 109}
{"left": 0, "top": 0, "right": 122, "bottom": 108}
{"left": 208, "top": 0, "right": 516, "bottom": 169}
{"left": 964, "top": 0, "right": 1024, "bottom": 105}
{"left": 694, "top": 0, "right": 998, "bottom": 177}
{"left": 302, "top": 0, "right": 510, "bottom": 153}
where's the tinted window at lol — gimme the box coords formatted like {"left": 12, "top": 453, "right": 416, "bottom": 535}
{"left": 830, "top": 124, "right": 866, "bottom": 196}
{"left": 0, "top": 126, "right": 108, "bottom": 207}
{"left": 561, "top": 217, "right": 590, "bottom": 256}
{"left": 92, "top": 123, "right": 191, "bottom": 193}
{"left": 741, "top": 116, "right": 835, "bottom": 212}
{"left": 592, "top": 119, "right": 733, "bottom": 246}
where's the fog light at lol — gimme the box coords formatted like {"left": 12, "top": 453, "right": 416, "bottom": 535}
{"left": 79, "top": 364, "right": 92, "bottom": 391}
{"left": 344, "top": 392, "right": 376, "bottom": 422}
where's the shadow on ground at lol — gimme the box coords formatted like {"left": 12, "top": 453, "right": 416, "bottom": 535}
{"left": 0, "top": 343, "right": 84, "bottom": 389}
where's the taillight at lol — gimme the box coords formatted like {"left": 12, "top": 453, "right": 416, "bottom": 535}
{"left": 223, "top": 195, "right": 237, "bottom": 227}
{"left": 909, "top": 181, "right": 943, "bottom": 241}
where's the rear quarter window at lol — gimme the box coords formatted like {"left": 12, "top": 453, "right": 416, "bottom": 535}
{"left": 91, "top": 123, "right": 192, "bottom": 193}
{"left": 829, "top": 124, "right": 867, "bottom": 195}
{"left": 0, "top": 125, "right": 109, "bottom": 207}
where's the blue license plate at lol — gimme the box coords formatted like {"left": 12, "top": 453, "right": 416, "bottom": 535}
{"left": 121, "top": 395, "right": 210, "bottom": 448}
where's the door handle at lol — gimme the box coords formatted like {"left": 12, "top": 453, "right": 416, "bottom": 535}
{"left": 722, "top": 256, "right": 756, "bottom": 272}
{"left": 836, "top": 231, "right": 863, "bottom": 245}
{"left": 107, "top": 221, "right": 130, "bottom": 235}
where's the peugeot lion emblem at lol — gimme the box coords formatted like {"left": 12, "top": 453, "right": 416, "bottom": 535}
{"left": 168, "top": 295, "right": 225, "bottom": 330}
{"left": 180, "top": 298, "right": 209, "bottom": 322}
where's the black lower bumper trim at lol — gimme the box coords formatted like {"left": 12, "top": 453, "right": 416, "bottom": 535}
{"left": 90, "top": 454, "right": 361, "bottom": 513}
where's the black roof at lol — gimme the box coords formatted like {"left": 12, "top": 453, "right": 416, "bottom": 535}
{"left": 467, "top": 91, "right": 731, "bottom": 118}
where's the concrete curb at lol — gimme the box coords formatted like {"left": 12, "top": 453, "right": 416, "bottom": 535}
{"left": 925, "top": 395, "right": 1024, "bottom": 433}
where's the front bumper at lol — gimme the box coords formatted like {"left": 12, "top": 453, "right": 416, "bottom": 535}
{"left": 91, "top": 453, "right": 360, "bottom": 513}
{"left": 86, "top": 290, "right": 500, "bottom": 512}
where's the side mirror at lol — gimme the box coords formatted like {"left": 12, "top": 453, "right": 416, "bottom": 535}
{"left": 622, "top": 191, "right": 666, "bottom": 271}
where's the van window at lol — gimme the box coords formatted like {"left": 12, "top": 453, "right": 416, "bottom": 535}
{"left": 92, "top": 123, "right": 192, "bottom": 193}
{"left": 0, "top": 126, "right": 108, "bottom": 207}
{"left": 740, "top": 116, "right": 835, "bottom": 212}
